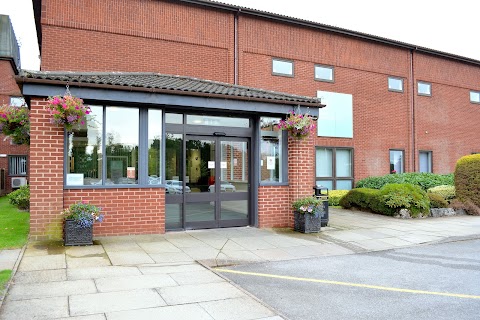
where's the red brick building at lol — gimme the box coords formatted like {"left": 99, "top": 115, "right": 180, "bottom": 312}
{"left": 0, "top": 15, "right": 28, "bottom": 195}
{"left": 20, "top": 0, "right": 480, "bottom": 239}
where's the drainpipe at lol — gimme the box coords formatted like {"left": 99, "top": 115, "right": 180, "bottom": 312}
{"left": 409, "top": 48, "right": 416, "bottom": 172}
{"left": 234, "top": 9, "right": 240, "bottom": 85}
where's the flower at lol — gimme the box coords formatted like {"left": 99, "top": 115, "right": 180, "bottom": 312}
{"left": 45, "top": 95, "right": 91, "bottom": 132}
{"left": 62, "top": 201, "right": 105, "bottom": 228}
{"left": 277, "top": 110, "right": 316, "bottom": 140}
{"left": 0, "top": 104, "right": 30, "bottom": 145}
{"left": 292, "top": 196, "right": 325, "bottom": 215}
{"left": 391, "top": 170, "right": 397, "bottom": 174}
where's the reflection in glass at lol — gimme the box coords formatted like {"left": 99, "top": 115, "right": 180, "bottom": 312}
{"left": 148, "top": 110, "right": 162, "bottom": 185}
{"left": 316, "top": 180, "right": 333, "bottom": 191}
{"left": 390, "top": 150, "right": 404, "bottom": 174}
{"left": 336, "top": 149, "right": 352, "bottom": 178}
{"left": 272, "top": 59, "right": 293, "bottom": 76}
{"left": 260, "top": 117, "right": 282, "bottom": 182}
{"left": 315, "top": 65, "right": 333, "bottom": 81}
{"left": 221, "top": 200, "right": 248, "bottom": 220}
{"left": 336, "top": 180, "right": 353, "bottom": 190}
{"left": 165, "top": 113, "right": 183, "bottom": 124}
{"left": 186, "top": 139, "right": 215, "bottom": 193}
{"left": 106, "top": 107, "right": 139, "bottom": 185}
{"left": 316, "top": 148, "right": 333, "bottom": 177}
{"left": 218, "top": 141, "right": 248, "bottom": 193}
{"left": 165, "top": 133, "right": 183, "bottom": 195}
{"left": 67, "top": 105, "right": 103, "bottom": 186}
{"left": 185, "top": 202, "right": 215, "bottom": 223}
{"left": 186, "top": 115, "right": 249, "bottom": 128}
{"left": 166, "top": 203, "right": 182, "bottom": 230}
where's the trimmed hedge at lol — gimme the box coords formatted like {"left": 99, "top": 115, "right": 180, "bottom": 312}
{"left": 340, "top": 184, "right": 430, "bottom": 217}
{"left": 7, "top": 185, "right": 30, "bottom": 210}
{"left": 428, "top": 193, "right": 448, "bottom": 208}
{"left": 454, "top": 154, "right": 480, "bottom": 215}
{"left": 355, "top": 172, "right": 454, "bottom": 191}
{"left": 427, "top": 185, "right": 455, "bottom": 202}
{"left": 328, "top": 190, "right": 349, "bottom": 206}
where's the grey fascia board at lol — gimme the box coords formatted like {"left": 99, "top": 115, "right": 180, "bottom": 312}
{"left": 22, "top": 84, "right": 319, "bottom": 117}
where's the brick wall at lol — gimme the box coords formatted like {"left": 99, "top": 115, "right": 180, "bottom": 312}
{"left": 258, "top": 185, "right": 290, "bottom": 228}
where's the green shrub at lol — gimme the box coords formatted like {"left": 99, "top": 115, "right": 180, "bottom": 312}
{"left": 339, "top": 188, "right": 395, "bottom": 216}
{"left": 328, "top": 190, "right": 349, "bottom": 206}
{"left": 379, "top": 184, "right": 430, "bottom": 218}
{"left": 454, "top": 154, "right": 480, "bottom": 215}
{"left": 7, "top": 185, "right": 30, "bottom": 210}
{"left": 292, "top": 196, "right": 325, "bottom": 214}
{"left": 428, "top": 193, "right": 449, "bottom": 208}
{"left": 356, "top": 172, "right": 454, "bottom": 190}
{"left": 427, "top": 185, "right": 455, "bottom": 202}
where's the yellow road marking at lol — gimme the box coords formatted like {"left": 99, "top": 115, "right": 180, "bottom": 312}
{"left": 216, "top": 268, "right": 480, "bottom": 300}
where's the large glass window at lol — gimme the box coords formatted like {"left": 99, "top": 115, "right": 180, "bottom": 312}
{"left": 260, "top": 117, "right": 283, "bottom": 183}
{"left": 315, "top": 147, "right": 353, "bottom": 190}
{"left": 106, "top": 107, "right": 139, "bottom": 185}
{"left": 186, "top": 115, "right": 249, "bottom": 128}
{"left": 148, "top": 110, "right": 162, "bottom": 185}
{"left": 272, "top": 58, "right": 294, "bottom": 77}
{"left": 317, "top": 91, "right": 353, "bottom": 138}
{"left": 389, "top": 150, "right": 404, "bottom": 174}
{"left": 67, "top": 105, "right": 103, "bottom": 186}
{"left": 419, "top": 151, "right": 432, "bottom": 173}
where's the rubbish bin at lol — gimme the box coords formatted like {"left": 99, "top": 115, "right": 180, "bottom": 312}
{"left": 313, "top": 185, "right": 329, "bottom": 227}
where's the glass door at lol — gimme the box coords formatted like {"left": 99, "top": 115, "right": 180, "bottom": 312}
{"left": 184, "top": 136, "right": 249, "bottom": 229}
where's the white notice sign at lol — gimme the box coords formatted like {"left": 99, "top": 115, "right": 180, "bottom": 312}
{"left": 266, "top": 156, "right": 275, "bottom": 170}
{"left": 220, "top": 161, "right": 227, "bottom": 169}
{"left": 67, "top": 174, "right": 84, "bottom": 186}
{"left": 208, "top": 161, "right": 215, "bottom": 169}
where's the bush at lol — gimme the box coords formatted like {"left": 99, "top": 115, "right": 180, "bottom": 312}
{"left": 356, "top": 172, "right": 454, "bottom": 190}
{"left": 339, "top": 188, "right": 395, "bottom": 215}
{"left": 8, "top": 185, "right": 30, "bottom": 210}
{"left": 328, "top": 190, "right": 349, "bottom": 206}
{"left": 379, "top": 184, "right": 430, "bottom": 218}
{"left": 427, "top": 185, "right": 455, "bottom": 202}
{"left": 292, "top": 196, "right": 325, "bottom": 214}
{"left": 428, "top": 193, "right": 449, "bottom": 208}
{"left": 454, "top": 154, "right": 480, "bottom": 215}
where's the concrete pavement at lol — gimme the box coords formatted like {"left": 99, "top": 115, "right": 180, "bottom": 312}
{"left": 1, "top": 208, "right": 479, "bottom": 319}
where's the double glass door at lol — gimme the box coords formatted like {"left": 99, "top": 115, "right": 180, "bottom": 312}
{"left": 166, "top": 135, "right": 250, "bottom": 229}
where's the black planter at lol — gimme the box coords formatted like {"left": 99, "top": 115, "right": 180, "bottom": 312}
{"left": 64, "top": 219, "right": 93, "bottom": 246}
{"left": 321, "top": 200, "right": 329, "bottom": 227}
{"left": 294, "top": 210, "right": 322, "bottom": 233}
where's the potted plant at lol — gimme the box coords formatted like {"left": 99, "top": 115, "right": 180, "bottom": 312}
{"left": 0, "top": 104, "right": 30, "bottom": 145}
{"left": 45, "top": 95, "right": 91, "bottom": 132}
{"left": 278, "top": 110, "right": 316, "bottom": 140}
{"left": 62, "top": 201, "right": 104, "bottom": 246}
{"left": 292, "top": 196, "right": 325, "bottom": 233}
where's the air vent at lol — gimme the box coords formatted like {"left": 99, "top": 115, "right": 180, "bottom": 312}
{"left": 11, "top": 177, "right": 27, "bottom": 188}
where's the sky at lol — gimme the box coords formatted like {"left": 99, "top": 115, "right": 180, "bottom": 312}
{"left": 1, "top": 0, "right": 479, "bottom": 71}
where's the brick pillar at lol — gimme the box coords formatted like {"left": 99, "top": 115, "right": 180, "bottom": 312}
{"left": 29, "top": 98, "right": 65, "bottom": 240}
{"left": 288, "top": 133, "right": 315, "bottom": 205}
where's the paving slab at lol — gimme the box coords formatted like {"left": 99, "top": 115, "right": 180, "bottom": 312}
{"left": 107, "top": 304, "right": 214, "bottom": 320}
{"left": 138, "top": 263, "right": 205, "bottom": 275}
{"left": 106, "top": 250, "right": 155, "bottom": 265}
{"left": 6, "top": 279, "right": 96, "bottom": 300}
{"left": 13, "top": 269, "right": 67, "bottom": 284}
{"left": 66, "top": 255, "right": 112, "bottom": 268}
{"left": 182, "top": 246, "right": 221, "bottom": 260}
{"left": 67, "top": 266, "right": 141, "bottom": 280}
{"left": 0, "top": 250, "right": 21, "bottom": 270}
{"left": 158, "top": 282, "right": 244, "bottom": 305}
{"left": 199, "top": 297, "right": 276, "bottom": 320}
{"left": 69, "top": 288, "right": 166, "bottom": 316}
{"left": 148, "top": 252, "right": 195, "bottom": 264}
{"left": 17, "top": 254, "right": 66, "bottom": 271}
{"left": 55, "top": 315, "right": 106, "bottom": 320}
{"left": 65, "top": 245, "right": 105, "bottom": 257}
{"left": 137, "top": 241, "right": 182, "bottom": 253}
{"left": 95, "top": 273, "right": 177, "bottom": 292}
{"left": 0, "top": 296, "right": 69, "bottom": 320}
{"left": 169, "top": 270, "right": 224, "bottom": 285}
{"left": 229, "top": 238, "right": 277, "bottom": 250}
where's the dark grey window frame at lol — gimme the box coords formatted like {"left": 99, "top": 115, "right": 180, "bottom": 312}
{"left": 419, "top": 150, "right": 433, "bottom": 173}
{"left": 470, "top": 90, "right": 480, "bottom": 104}
{"left": 389, "top": 149, "right": 405, "bottom": 174}
{"left": 8, "top": 155, "right": 28, "bottom": 176}
{"left": 417, "top": 81, "right": 432, "bottom": 97}
{"left": 315, "top": 147, "right": 354, "bottom": 190}
{"left": 272, "top": 58, "right": 294, "bottom": 77}
{"left": 388, "top": 76, "right": 404, "bottom": 93}
{"left": 259, "top": 117, "right": 288, "bottom": 186}
{"left": 64, "top": 104, "right": 162, "bottom": 189}
{"left": 314, "top": 64, "right": 335, "bottom": 83}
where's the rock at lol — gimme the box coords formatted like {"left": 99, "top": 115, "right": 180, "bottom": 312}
{"left": 395, "top": 209, "right": 411, "bottom": 219}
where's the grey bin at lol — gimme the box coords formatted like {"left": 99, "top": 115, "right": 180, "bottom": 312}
{"left": 313, "top": 185, "right": 329, "bottom": 227}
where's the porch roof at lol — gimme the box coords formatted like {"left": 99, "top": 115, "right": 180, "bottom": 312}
{"left": 17, "top": 70, "right": 324, "bottom": 109}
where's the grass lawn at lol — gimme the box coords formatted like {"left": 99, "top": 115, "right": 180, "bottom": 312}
{"left": 0, "top": 196, "right": 29, "bottom": 249}
{"left": 0, "top": 269, "right": 12, "bottom": 295}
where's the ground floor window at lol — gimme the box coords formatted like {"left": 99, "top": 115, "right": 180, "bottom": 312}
{"left": 260, "top": 117, "right": 286, "bottom": 183}
{"left": 419, "top": 151, "right": 432, "bottom": 173}
{"left": 8, "top": 155, "right": 27, "bottom": 176}
{"left": 315, "top": 147, "right": 353, "bottom": 190}
{"left": 389, "top": 149, "right": 404, "bottom": 174}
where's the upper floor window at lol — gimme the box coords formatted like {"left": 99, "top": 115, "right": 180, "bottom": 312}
{"left": 388, "top": 77, "right": 403, "bottom": 92}
{"left": 272, "top": 58, "right": 294, "bottom": 77}
{"left": 418, "top": 82, "right": 431, "bottom": 96}
{"left": 317, "top": 91, "right": 353, "bottom": 138}
{"left": 314, "top": 65, "right": 334, "bottom": 82}
{"left": 9, "top": 97, "right": 25, "bottom": 107}
{"left": 470, "top": 91, "right": 480, "bottom": 104}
